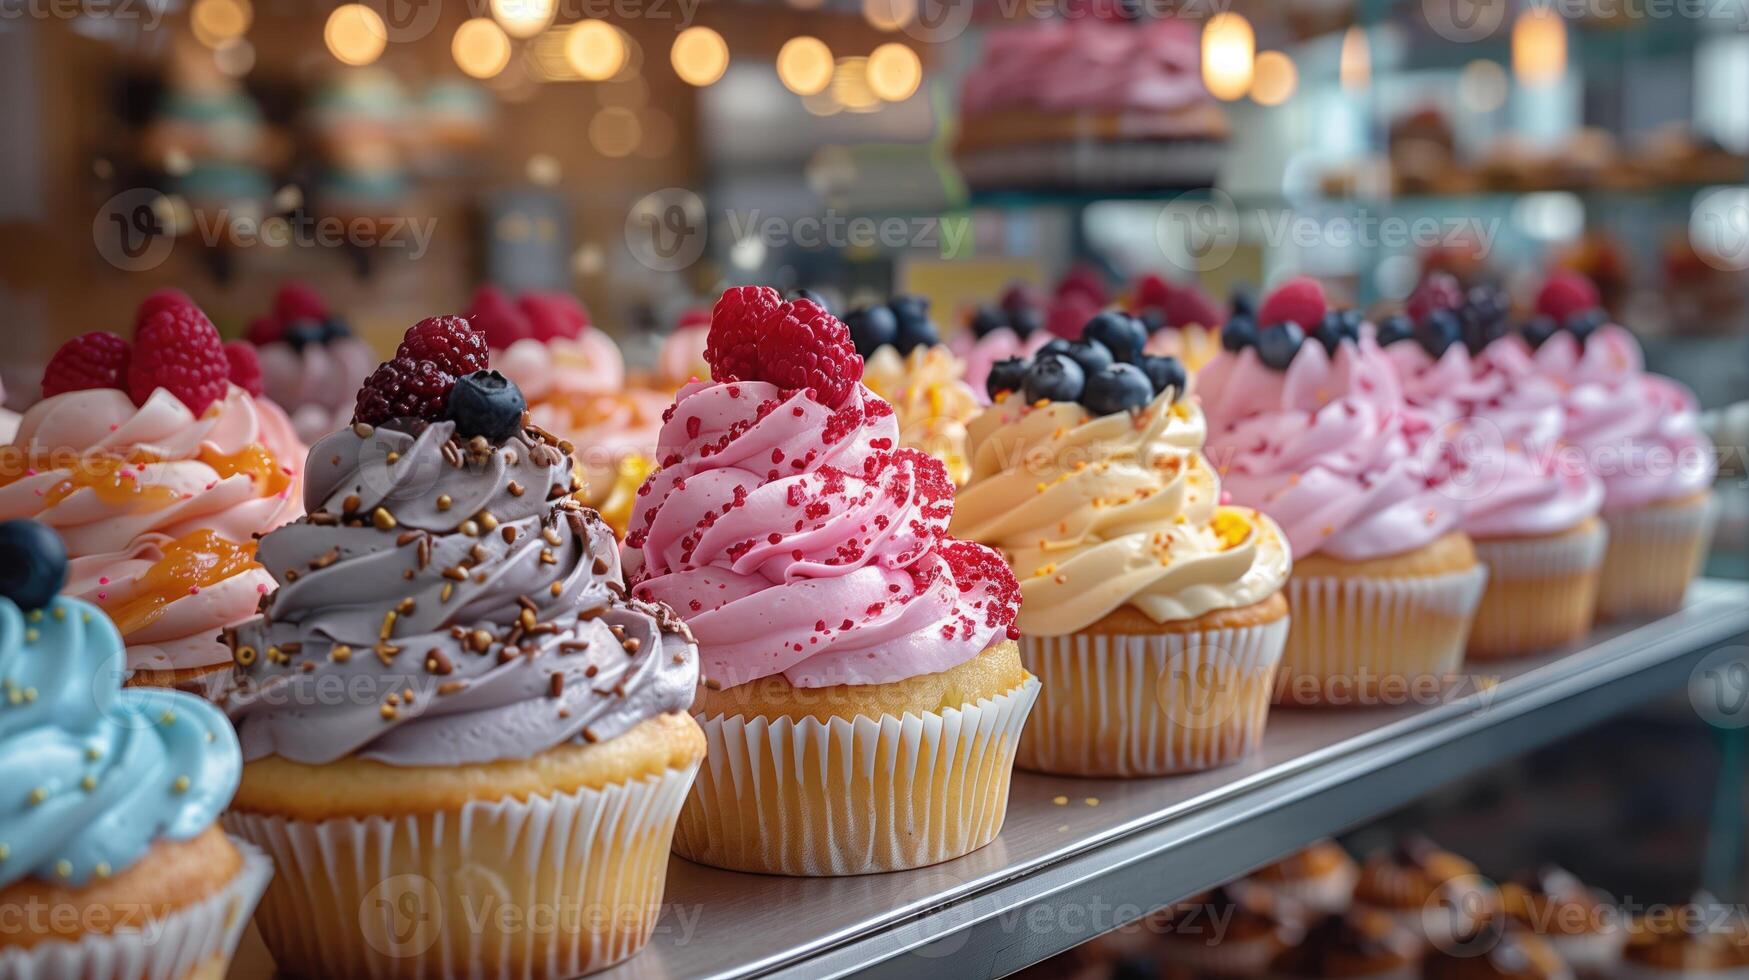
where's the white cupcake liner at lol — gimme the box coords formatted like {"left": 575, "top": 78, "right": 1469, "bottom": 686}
{"left": 1017, "top": 617, "right": 1289, "bottom": 777}
{"left": 674, "top": 677, "right": 1040, "bottom": 876}
{"left": 0, "top": 836, "right": 272, "bottom": 980}
{"left": 1598, "top": 493, "right": 1719, "bottom": 619}
{"left": 1474, "top": 523, "right": 1609, "bottom": 580}
{"left": 1159, "top": 934, "right": 1285, "bottom": 976}
{"left": 1279, "top": 566, "right": 1488, "bottom": 708}
{"left": 223, "top": 763, "right": 699, "bottom": 980}
{"left": 1251, "top": 862, "right": 1360, "bottom": 915}
{"left": 1468, "top": 523, "right": 1608, "bottom": 659}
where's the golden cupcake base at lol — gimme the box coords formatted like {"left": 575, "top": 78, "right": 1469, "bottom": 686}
{"left": 1597, "top": 491, "right": 1717, "bottom": 620}
{"left": 1467, "top": 518, "right": 1607, "bottom": 660}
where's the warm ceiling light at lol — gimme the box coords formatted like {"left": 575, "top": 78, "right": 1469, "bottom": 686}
{"left": 671, "top": 26, "right": 728, "bottom": 86}
{"left": 1251, "top": 50, "right": 1296, "bottom": 106}
{"left": 866, "top": 42, "right": 921, "bottom": 102}
{"left": 1201, "top": 13, "right": 1254, "bottom": 102}
{"left": 453, "top": 18, "right": 512, "bottom": 80}
{"left": 862, "top": 0, "right": 915, "bottom": 32}
{"left": 490, "top": 0, "right": 553, "bottom": 39}
{"left": 777, "top": 36, "right": 833, "bottom": 96}
{"left": 1340, "top": 25, "right": 1370, "bottom": 90}
{"left": 190, "top": 0, "right": 250, "bottom": 48}
{"left": 832, "top": 57, "right": 878, "bottom": 112}
{"left": 324, "top": 4, "right": 387, "bottom": 67}
{"left": 565, "top": 20, "right": 626, "bottom": 81}
{"left": 1513, "top": 7, "right": 1567, "bottom": 86}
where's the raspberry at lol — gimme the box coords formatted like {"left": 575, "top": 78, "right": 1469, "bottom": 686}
{"left": 760, "top": 300, "right": 861, "bottom": 407}
{"left": 1132, "top": 273, "right": 1173, "bottom": 312}
{"left": 128, "top": 305, "right": 230, "bottom": 415}
{"left": 999, "top": 282, "right": 1045, "bottom": 314}
{"left": 245, "top": 314, "right": 283, "bottom": 346}
{"left": 519, "top": 291, "right": 589, "bottom": 342}
{"left": 1258, "top": 276, "right": 1327, "bottom": 329}
{"left": 677, "top": 307, "right": 711, "bottom": 330}
{"left": 1046, "top": 294, "right": 1097, "bottom": 339}
{"left": 42, "top": 332, "right": 131, "bottom": 398}
{"left": 352, "top": 356, "right": 456, "bottom": 426}
{"left": 1535, "top": 271, "right": 1600, "bottom": 323}
{"left": 704, "top": 286, "right": 783, "bottom": 384}
{"left": 1164, "top": 285, "right": 1222, "bottom": 329}
{"left": 134, "top": 289, "right": 196, "bottom": 332}
{"left": 1405, "top": 272, "right": 1463, "bottom": 323}
{"left": 223, "top": 341, "right": 264, "bottom": 398}
{"left": 272, "top": 281, "right": 328, "bottom": 325}
{"left": 396, "top": 315, "right": 488, "bottom": 376}
{"left": 1055, "top": 265, "right": 1108, "bottom": 307}
{"left": 466, "top": 287, "right": 532, "bottom": 349}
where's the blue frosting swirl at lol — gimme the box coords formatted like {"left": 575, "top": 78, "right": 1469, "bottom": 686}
{"left": 0, "top": 596, "right": 239, "bottom": 890}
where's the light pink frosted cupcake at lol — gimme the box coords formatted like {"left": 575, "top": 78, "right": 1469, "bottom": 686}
{"left": 654, "top": 307, "right": 711, "bottom": 391}
{"left": 246, "top": 282, "right": 376, "bottom": 445}
{"left": 1, "top": 291, "right": 303, "bottom": 694}
{"left": 953, "top": 284, "right": 1052, "bottom": 403}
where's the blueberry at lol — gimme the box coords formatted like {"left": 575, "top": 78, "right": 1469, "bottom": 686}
{"left": 1081, "top": 363, "right": 1155, "bottom": 416}
{"left": 1313, "top": 311, "right": 1347, "bottom": 354}
{"left": 1522, "top": 315, "right": 1559, "bottom": 349}
{"left": 1022, "top": 352, "right": 1086, "bottom": 403}
{"left": 1221, "top": 315, "right": 1259, "bottom": 352}
{"left": 446, "top": 370, "right": 527, "bottom": 443}
{"left": 986, "top": 357, "right": 1030, "bottom": 399}
{"left": 1566, "top": 309, "right": 1605, "bottom": 345}
{"left": 1083, "top": 311, "right": 1149, "bottom": 363}
{"left": 788, "top": 288, "right": 831, "bottom": 314}
{"left": 319, "top": 317, "right": 353, "bottom": 342}
{"left": 1138, "top": 308, "right": 1167, "bottom": 334}
{"left": 1462, "top": 310, "right": 1507, "bottom": 355}
{"left": 844, "top": 305, "right": 899, "bottom": 359}
{"left": 1062, "top": 339, "right": 1114, "bottom": 376}
{"left": 890, "top": 294, "right": 929, "bottom": 319}
{"left": 1230, "top": 288, "right": 1257, "bottom": 318}
{"left": 1256, "top": 321, "right": 1305, "bottom": 370}
{"left": 1377, "top": 314, "right": 1415, "bottom": 346}
{"left": 970, "top": 306, "right": 1008, "bottom": 338}
{"left": 1339, "top": 308, "right": 1365, "bottom": 334}
{"left": 890, "top": 299, "right": 939, "bottom": 354}
{"left": 1008, "top": 306, "right": 1044, "bottom": 339}
{"left": 1416, "top": 308, "right": 1462, "bottom": 358}
{"left": 0, "top": 520, "right": 67, "bottom": 612}
{"left": 284, "top": 318, "right": 326, "bottom": 351}
{"left": 1137, "top": 355, "right": 1187, "bottom": 400}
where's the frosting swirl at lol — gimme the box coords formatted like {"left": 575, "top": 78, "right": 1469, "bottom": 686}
{"left": 952, "top": 327, "right": 1051, "bottom": 406}
{"left": 624, "top": 380, "right": 1019, "bottom": 689}
{"left": 256, "top": 337, "right": 376, "bottom": 445}
{"left": 494, "top": 331, "right": 626, "bottom": 403}
{"left": 1198, "top": 337, "right": 1461, "bottom": 562}
{"left": 222, "top": 419, "right": 697, "bottom": 766}
{"left": 953, "top": 392, "right": 1289, "bottom": 635}
{"left": 862, "top": 345, "right": 981, "bottom": 485}
{"left": 0, "top": 595, "right": 239, "bottom": 889}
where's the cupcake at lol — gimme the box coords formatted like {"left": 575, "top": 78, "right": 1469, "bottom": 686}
{"left": 0, "top": 519, "right": 272, "bottom": 976}
{"left": 1250, "top": 840, "right": 1361, "bottom": 915}
{"left": 0, "top": 380, "right": 19, "bottom": 444}
{"left": 1197, "top": 278, "right": 1484, "bottom": 708}
{"left": 245, "top": 281, "right": 377, "bottom": 444}
{"left": 954, "top": 310, "right": 1291, "bottom": 777}
{"left": 0, "top": 292, "right": 304, "bottom": 694}
{"left": 956, "top": 284, "right": 1053, "bottom": 402}
{"left": 1272, "top": 910, "right": 1423, "bottom": 980}
{"left": 221, "top": 315, "right": 703, "bottom": 977}
{"left": 1158, "top": 882, "right": 1307, "bottom": 977}
{"left": 1499, "top": 866, "right": 1622, "bottom": 978}
{"left": 1620, "top": 895, "right": 1749, "bottom": 980}
{"left": 624, "top": 287, "right": 1036, "bottom": 876}
{"left": 654, "top": 307, "right": 711, "bottom": 391}
{"left": 851, "top": 295, "right": 982, "bottom": 485}
{"left": 1485, "top": 273, "right": 1717, "bottom": 619}
{"left": 1423, "top": 918, "right": 1572, "bottom": 980}
{"left": 1130, "top": 273, "right": 1228, "bottom": 370}
{"left": 1352, "top": 837, "right": 1499, "bottom": 952}
{"left": 1379, "top": 275, "right": 1606, "bottom": 659}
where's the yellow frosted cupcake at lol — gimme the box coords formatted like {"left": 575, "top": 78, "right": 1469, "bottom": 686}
{"left": 853, "top": 296, "right": 983, "bottom": 486}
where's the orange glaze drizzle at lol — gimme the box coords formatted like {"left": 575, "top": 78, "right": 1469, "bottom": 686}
{"left": 104, "top": 530, "right": 259, "bottom": 636}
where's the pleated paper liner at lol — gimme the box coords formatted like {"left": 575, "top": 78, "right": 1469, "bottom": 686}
{"left": 224, "top": 762, "right": 699, "bottom": 980}
{"left": 1597, "top": 491, "right": 1718, "bottom": 620}
{"left": 0, "top": 837, "right": 272, "bottom": 980}
{"left": 1467, "top": 520, "right": 1608, "bottom": 660}
{"left": 1017, "top": 617, "right": 1289, "bottom": 777}
{"left": 1276, "top": 566, "right": 1488, "bottom": 708}
{"left": 673, "top": 676, "right": 1041, "bottom": 877}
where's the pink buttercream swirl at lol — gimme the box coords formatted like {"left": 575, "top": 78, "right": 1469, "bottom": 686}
{"left": 622, "top": 380, "right": 1018, "bottom": 689}
{"left": 951, "top": 327, "right": 1052, "bottom": 405}
{"left": 494, "top": 330, "right": 626, "bottom": 402}
{"left": 256, "top": 337, "right": 376, "bottom": 445}
{"left": 1479, "top": 327, "right": 1715, "bottom": 513}
{"left": 1198, "top": 337, "right": 1461, "bottom": 562}
{"left": 0, "top": 385, "right": 304, "bottom": 673}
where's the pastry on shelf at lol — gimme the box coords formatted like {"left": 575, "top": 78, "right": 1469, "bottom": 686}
{"left": 1128, "top": 273, "right": 1226, "bottom": 370}
{"left": 1350, "top": 836, "right": 1499, "bottom": 953}
{"left": 851, "top": 294, "right": 981, "bottom": 485}
{"left": 1249, "top": 839, "right": 1361, "bottom": 915}
{"left": 954, "top": 285, "right": 1052, "bottom": 403}
{"left": 1157, "top": 881, "right": 1307, "bottom": 976}
{"left": 245, "top": 281, "right": 377, "bottom": 445}
{"left": 1619, "top": 895, "right": 1749, "bottom": 980}
{"left": 1270, "top": 909, "right": 1422, "bottom": 980}
{"left": 1500, "top": 866, "right": 1624, "bottom": 978}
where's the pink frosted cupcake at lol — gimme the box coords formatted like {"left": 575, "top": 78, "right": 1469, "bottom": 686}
{"left": 0, "top": 292, "right": 303, "bottom": 694}
{"left": 953, "top": 283, "right": 1052, "bottom": 402}
{"left": 245, "top": 282, "right": 376, "bottom": 444}
{"left": 1197, "top": 277, "right": 1484, "bottom": 707}
{"left": 1380, "top": 275, "right": 1607, "bottom": 658}
{"left": 1130, "top": 272, "right": 1227, "bottom": 370}
{"left": 654, "top": 307, "right": 711, "bottom": 391}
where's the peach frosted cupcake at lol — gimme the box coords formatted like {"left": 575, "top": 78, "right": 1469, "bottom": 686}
{"left": 955, "top": 310, "right": 1290, "bottom": 777}
{"left": 625, "top": 287, "right": 1036, "bottom": 876}
{"left": 0, "top": 519, "right": 271, "bottom": 978}
{"left": 222, "top": 316, "right": 702, "bottom": 978}
{"left": 852, "top": 296, "right": 982, "bottom": 485}
{"left": 245, "top": 281, "right": 376, "bottom": 444}
{"left": 1250, "top": 839, "right": 1361, "bottom": 915}
{"left": 1198, "top": 278, "right": 1484, "bottom": 708}
{"left": 0, "top": 292, "right": 303, "bottom": 695}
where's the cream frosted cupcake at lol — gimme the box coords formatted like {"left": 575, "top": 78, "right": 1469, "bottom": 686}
{"left": 222, "top": 316, "right": 702, "bottom": 978}
{"left": 0, "top": 519, "right": 271, "bottom": 977}
{"left": 1198, "top": 278, "right": 1484, "bottom": 708}
{"left": 1380, "top": 275, "right": 1606, "bottom": 659}
{"left": 625, "top": 287, "right": 1036, "bottom": 876}
{"left": 1250, "top": 840, "right": 1361, "bottom": 915}
{"left": 0, "top": 293, "right": 304, "bottom": 695}
{"left": 849, "top": 295, "right": 983, "bottom": 485}
{"left": 1500, "top": 866, "right": 1623, "bottom": 979}
{"left": 954, "top": 310, "right": 1290, "bottom": 777}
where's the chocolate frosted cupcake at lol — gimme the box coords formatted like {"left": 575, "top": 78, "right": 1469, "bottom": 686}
{"left": 222, "top": 317, "right": 704, "bottom": 979}
{"left": 1158, "top": 881, "right": 1306, "bottom": 977}
{"left": 1353, "top": 837, "right": 1499, "bottom": 952}
{"left": 1620, "top": 895, "right": 1749, "bottom": 980}
{"left": 1424, "top": 918, "right": 1572, "bottom": 980}
{"left": 1251, "top": 840, "right": 1361, "bottom": 915}
{"left": 1272, "top": 910, "right": 1422, "bottom": 980}
{"left": 1500, "top": 867, "right": 1622, "bottom": 978}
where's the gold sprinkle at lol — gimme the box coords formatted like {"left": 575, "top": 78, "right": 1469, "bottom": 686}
{"left": 0, "top": 844, "right": 8, "bottom": 861}
{"left": 436, "top": 494, "right": 452, "bottom": 511}
{"left": 380, "top": 704, "right": 398, "bottom": 720}
{"left": 372, "top": 507, "right": 398, "bottom": 530}
{"left": 459, "top": 520, "right": 480, "bottom": 537}
{"left": 1052, "top": 795, "right": 1069, "bottom": 806}
{"left": 507, "top": 481, "right": 525, "bottom": 497}
{"left": 27, "top": 787, "right": 47, "bottom": 805}
{"left": 343, "top": 494, "right": 361, "bottom": 513}
{"left": 441, "top": 583, "right": 455, "bottom": 604}
{"left": 81, "top": 775, "right": 96, "bottom": 792}
{"left": 469, "top": 630, "right": 493, "bottom": 653}
{"left": 24, "top": 629, "right": 37, "bottom": 643}
{"left": 159, "top": 710, "right": 176, "bottom": 725}
{"left": 234, "top": 646, "right": 258, "bottom": 668}
{"left": 52, "top": 607, "right": 65, "bottom": 621}
{"left": 172, "top": 775, "right": 190, "bottom": 794}
{"left": 331, "top": 645, "right": 353, "bottom": 663}
{"left": 26, "top": 609, "right": 41, "bottom": 623}
{"left": 94, "top": 862, "right": 111, "bottom": 879}
{"left": 550, "top": 581, "right": 563, "bottom": 597}
{"left": 477, "top": 512, "right": 499, "bottom": 532}
{"left": 1084, "top": 797, "right": 1100, "bottom": 807}
{"left": 85, "top": 747, "right": 101, "bottom": 761}
{"left": 380, "top": 610, "right": 398, "bottom": 641}
{"left": 386, "top": 451, "right": 401, "bottom": 465}
{"left": 56, "top": 860, "right": 71, "bottom": 878}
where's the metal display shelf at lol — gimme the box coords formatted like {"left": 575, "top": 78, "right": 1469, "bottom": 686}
{"left": 229, "top": 580, "right": 1749, "bottom": 980}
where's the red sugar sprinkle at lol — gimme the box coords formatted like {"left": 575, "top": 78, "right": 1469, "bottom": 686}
{"left": 686, "top": 416, "right": 701, "bottom": 439}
